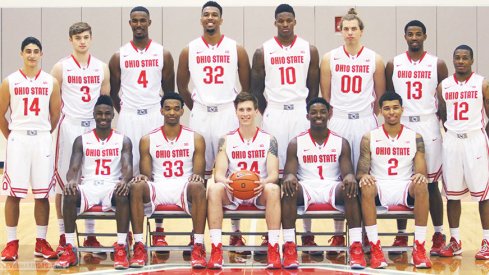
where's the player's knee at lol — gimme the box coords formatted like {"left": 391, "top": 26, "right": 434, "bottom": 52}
{"left": 130, "top": 180, "right": 146, "bottom": 196}
{"left": 414, "top": 183, "right": 428, "bottom": 198}
{"left": 188, "top": 180, "right": 206, "bottom": 196}
{"left": 114, "top": 194, "right": 129, "bottom": 206}
{"left": 63, "top": 193, "right": 78, "bottom": 205}
{"left": 361, "top": 184, "right": 376, "bottom": 200}
{"left": 264, "top": 183, "right": 280, "bottom": 197}
{"left": 207, "top": 182, "right": 225, "bottom": 199}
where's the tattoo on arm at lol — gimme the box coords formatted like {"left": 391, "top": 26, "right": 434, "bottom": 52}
{"left": 217, "top": 137, "right": 225, "bottom": 153}
{"left": 269, "top": 136, "right": 278, "bottom": 157}
{"left": 416, "top": 136, "right": 425, "bottom": 154}
{"left": 356, "top": 135, "right": 371, "bottom": 180}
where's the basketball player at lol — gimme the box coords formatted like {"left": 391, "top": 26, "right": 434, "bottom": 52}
{"left": 177, "top": 0, "right": 250, "bottom": 253}
{"left": 54, "top": 96, "right": 132, "bottom": 269}
{"left": 250, "top": 3, "right": 320, "bottom": 253}
{"left": 437, "top": 45, "right": 489, "bottom": 260}
{"left": 51, "top": 22, "right": 110, "bottom": 254}
{"left": 0, "top": 37, "right": 61, "bottom": 260}
{"left": 207, "top": 93, "right": 281, "bottom": 269}
{"left": 129, "top": 93, "right": 207, "bottom": 268}
{"left": 109, "top": 6, "right": 174, "bottom": 247}
{"left": 281, "top": 98, "right": 365, "bottom": 269}
{"left": 357, "top": 92, "right": 431, "bottom": 269}
{"left": 320, "top": 8, "right": 386, "bottom": 251}
{"left": 385, "top": 20, "right": 448, "bottom": 255}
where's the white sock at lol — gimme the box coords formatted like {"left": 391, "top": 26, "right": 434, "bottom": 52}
{"left": 283, "top": 228, "right": 295, "bottom": 243}
{"left": 398, "top": 229, "right": 406, "bottom": 233}
{"left": 6, "top": 226, "right": 17, "bottom": 242}
{"left": 365, "top": 225, "right": 379, "bottom": 243}
{"left": 85, "top": 219, "right": 95, "bottom": 234}
{"left": 134, "top": 233, "right": 144, "bottom": 243}
{"left": 37, "top": 225, "right": 48, "bottom": 239}
{"left": 210, "top": 229, "right": 222, "bottom": 246}
{"left": 117, "top": 233, "right": 127, "bottom": 245}
{"left": 268, "top": 230, "right": 280, "bottom": 246}
{"left": 231, "top": 219, "right": 241, "bottom": 232}
{"left": 58, "top": 219, "right": 65, "bottom": 235}
{"left": 434, "top": 226, "right": 444, "bottom": 233}
{"left": 156, "top": 221, "right": 163, "bottom": 229}
{"left": 194, "top": 234, "right": 204, "bottom": 244}
{"left": 349, "top": 227, "right": 362, "bottom": 245}
{"left": 414, "top": 226, "right": 427, "bottom": 243}
{"left": 303, "top": 219, "right": 312, "bottom": 233}
{"left": 65, "top": 232, "right": 76, "bottom": 246}
{"left": 450, "top": 228, "right": 460, "bottom": 242}
{"left": 334, "top": 219, "right": 344, "bottom": 234}
{"left": 483, "top": 230, "right": 489, "bottom": 241}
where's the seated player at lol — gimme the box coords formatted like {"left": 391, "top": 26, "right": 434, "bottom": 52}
{"left": 281, "top": 97, "right": 365, "bottom": 269}
{"left": 129, "top": 92, "right": 207, "bottom": 269}
{"left": 357, "top": 92, "right": 431, "bottom": 269}
{"left": 54, "top": 95, "right": 133, "bottom": 269}
{"left": 207, "top": 93, "right": 281, "bottom": 269}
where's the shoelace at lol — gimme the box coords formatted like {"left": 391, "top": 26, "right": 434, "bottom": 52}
{"left": 115, "top": 246, "right": 125, "bottom": 256}
{"left": 60, "top": 247, "right": 73, "bottom": 261}
{"left": 371, "top": 244, "right": 384, "bottom": 258}
{"left": 415, "top": 242, "right": 427, "bottom": 254}
{"left": 284, "top": 244, "right": 295, "bottom": 256}
{"left": 134, "top": 244, "right": 145, "bottom": 257}
{"left": 39, "top": 240, "right": 54, "bottom": 251}
{"left": 480, "top": 242, "right": 489, "bottom": 252}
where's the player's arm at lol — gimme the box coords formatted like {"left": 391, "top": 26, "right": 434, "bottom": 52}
{"left": 138, "top": 135, "right": 152, "bottom": 181}
{"left": 162, "top": 49, "right": 175, "bottom": 94}
{"left": 306, "top": 45, "right": 320, "bottom": 102}
{"left": 282, "top": 137, "right": 299, "bottom": 197}
{"left": 436, "top": 83, "right": 447, "bottom": 131}
{"left": 49, "top": 78, "right": 62, "bottom": 133}
{"left": 189, "top": 133, "right": 206, "bottom": 183}
{"left": 65, "top": 136, "right": 84, "bottom": 196}
{"left": 319, "top": 52, "right": 332, "bottom": 102}
{"left": 385, "top": 59, "right": 394, "bottom": 91}
{"left": 237, "top": 45, "right": 251, "bottom": 93}
{"left": 176, "top": 47, "right": 193, "bottom": 110}
{"left": 255, "top": 136, "right": 279, "bottom": 196}
{"left": 115, "top": 136, "right": 133, "bottom": 196}
{"left": 0, "top": 79, "right": 11, "bottom": 138}
{"left": 50, "top": 62, "right": 63, "bottom": 90}
{"left": 214, "top": 136, "right": 230, "bottom": 185}
{"left": 437, "top": 59, "right": 448, "bottom": 84}
{"left": 412, "top": 133, "right": 428, "bottom": 185}
{"left": 482, "top": 79, "right": 489, "bottom": 137}
{"left": 109, "top": 52, "right": 122, "bottom": 113}
{"left": 373, "top": 54, "right": 386, "bottom": 115}
{"left": 339, "top": 138, "right": 357, "bottom": 198}
{"left": 356, "top": 133, "right": 375, "bottom": 187}
{"left": 250, "top": 47, "right": 267, "bottom": 114}
{"left": 100, "top": 63, "right": 111, "bottom": 96}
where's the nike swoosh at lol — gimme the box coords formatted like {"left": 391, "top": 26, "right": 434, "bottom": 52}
{"left": 432, "top": 138, "right": 437, "bottom": 141}
{"left": 375, "top": 140, "right": 382, "bottom": 142}
{"left": 196, "top": 51, "right": 204, "bottom": 54}
{"left": 333, "top": 57, "right": 340, "bottom": 60}
{"left": 122, "top": 54, "right": 130, "bottom": 57}
{"left": 156, "top": 144, "right": 163, "bottom": 147}
{"left": 233, "top": 146, "right": 239, "bottom": 148}
{"left": 66, "top": 69, "right": 73, "bottom": 72}
{"left": 396, "top": 64, "right": 402, "bottom": 67}
{"left": 304, "top": 149, "right": 310, "bottom": 152}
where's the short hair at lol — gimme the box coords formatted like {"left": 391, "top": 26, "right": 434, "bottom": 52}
{"left": 404, "top": 20, "right": 426, "bottom": 34}
{"left": 234, "top": 92, "right": 258, "bottom": 110}
{"left": 69, "top": 22, "right": 92, "bottom": 37}
{"left": 21, "top": 37, "right": 42, "bottom": 51}
{"left": 130, "top": 6, "right": 150, "bottom": 16}
{"left": 379, "top": 92, "right": 403, "bottom": 108}
{"left": 307, "top": 97, "right": 330, "bottom": 112}
{"left": 202, "top": 1, "right": 222, "bottom": 16}
{"left": 160, "top": 92, "right": 185, "bottom": 108}
{"left": 95, "top": 95, "right": 114, "bottom": 107}
{"left": 275, "top": 4, "right": 295, "bottom": 18}
{"left": 454, "top": 44, "right": 473, "bottom": 59}
{"left": 340, "top": 8, "right": 364, "bottom": 31}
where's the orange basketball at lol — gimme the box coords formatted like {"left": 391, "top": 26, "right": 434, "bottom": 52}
{"left": 229, "top": 170, "right": 260, "bottom": 200}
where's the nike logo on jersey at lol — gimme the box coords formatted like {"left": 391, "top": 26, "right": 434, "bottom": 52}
{"left": 14, "top": 82, "right": 21, "bottom": 85}
{"left": 365, "top": 59, "right": 371, "bottom": 62}
{"left": 432, "top": 138, "right": 437, "bottom": 141}
{"left": 156, "top": 144, "right": 163, "bottom": 147}
{"left": 477, "top": 156, "right": 482, "bottom": 160}
{"left": 66, "top": 69, "right": 73, "bottom": 72}
{"left": 333, "top": 57, "right": 341, "bottom": 60}
{"left": 196, "top": 51, "right": 204, "bottom": 54}
{"left": 396, "top": 64, "right": 402, "bottom": 67}
{"left": 122, "top": 54, "right": 130, "bottom": 57}
{"left": 375, "top": 140, "right": 382, "bottom": 142}
{"left": 303, "top": 149, "right": 310, "bottom": 152}
{"left": 233, "top": 145, "right": 239, "bottom": 149}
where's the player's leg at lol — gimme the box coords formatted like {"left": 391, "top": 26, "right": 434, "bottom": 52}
{"left": 281, "top": 182, "right": 303, "bottom": 269}
{"left": 2, "top": 196, "right": 21, "bottom": 261}
{"left": 476, "top": 200, "right": 489, "bottom": 260}
{"left": 54, "top": 188, "right": 81, "bottom": 268}
{"left": 256, "top": 183, "right": 281, "bottom": 269}
{"left": 129, "top": 179, "right": 151, "bottom": 267}
{"left": 408, "top": 180, "right": 431, "bottom": 268}
{"left": 207, "top": 181, "right": 232, "bottom": 269}
{"left": 186, "top": 179, "right": 207, "bottom": 268}
{"left": 113, "top": 189, "right": 130, "bottom": 269}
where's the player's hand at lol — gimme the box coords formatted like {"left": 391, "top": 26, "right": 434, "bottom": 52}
{"left": 359, "top": 174, "right": 376, "bottom": 188}
{"left": 189, "top": 174, "right": 204, "bottom": 184}
{"left": 411, "top": 173, "right": 428, "bottom": 185}
{"left": 253, "top": 179, "right": 266, "bottom": 196}
{"left": 133, "top": 174, "right": 149, "bottom": 182}
{"left": 282, "top": 175, "right": 298, "bottom": 197}
{"left": 342, "top": 174, "right": 358, "bottom": 198}
{"left": 114, "top": 181, "right": 129, "bottom": 196}
{"left": 64, "top": 181, "right": 78, "bottom": 196}
{"left": 222, "top": 177, "right": 234, "bottom": 192}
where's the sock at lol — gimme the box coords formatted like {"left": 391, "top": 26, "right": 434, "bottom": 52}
{"left": 303, "top": 219, "right": 312, "bottom": 233}
{"left": 194, "top": 234, "right": 204, "bottom": 244}
{"left": 450, "top": 228, "right": 460, "bottom": 242}
{"left": 37, "top": 225, "right": 48, "bottom": 239}
{"left": 210, "top": 229, "right": 222, "bottom": 245}
{"left": 283, "top": 228, "right": 295, "bottom": 243}
{"left": 483, "top": 230, "right": 489, "bottom": 241}
{"left": 65, "top": 232, "right": 76, "bottom": 246}
{"left": 349, "top": 227, "right": 362, "bottom": 245}
{"left": 334, "top": 219, "right": 344, "bottom": 235}
{"left": 268, "top": 230, "right": 280, "bottom": 246}
{"left": 434, "top": 226, "right": 444, "bottom": 233}
{"left": 134, "top": 233, "right": 144, "bottom": 243}
{"left": 365, "top": 225, "right": 379, "bottom": 243}
{"left": 117, "top": 233, "right": 127, "bottom": 245}
{"left": 58, "top": 219, "right": 65, "bottom": 235}
{"left": 6, "top": 226, "right": 17, "bottom": 242}
{"left": 414, "top": 226, "right": 427, "bottom": 243}
{"left": 85, "top": 219, "right": 95, "bottom": 234}
{"left": 156, "top": 221, "right": 163, "bottom": 229}
{"left": 398, "top": 229, "right": 407, "bottom": 234}
{"left": 231, "top": 219, "right": 241, "bottom": 232}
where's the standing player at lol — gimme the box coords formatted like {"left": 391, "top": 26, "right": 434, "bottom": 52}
{"left": 129, "top": 93, "right": 207, "bottom": 268}
{"left": 281, "top": 98, "right": 365, "bottom": 269}
{"left": 320, "top": 8, "right": 386, "bottom": 249}
{"left": 54, "top": 96, "right": 133, "bottom": 269}
{"left": 0, "top": 37, "right": 61, "bottom": 260}
{"left": 206, "top": 93, "right": 281, "bottom": 269}
{"left": 357, "top": 92, "right": 432, "bottom": 269}
{"left": 437, "top": 45, "right": 489, "bottom": 260}
{"left": 51, "top": 22, "right": 111, "bottom": 254}
{"left": 386, "top": 20, "right": 448, "bottom": 255}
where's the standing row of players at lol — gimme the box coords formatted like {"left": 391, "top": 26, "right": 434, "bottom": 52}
{"left": 0, "top": 0, "right": 488, "bottom": 271}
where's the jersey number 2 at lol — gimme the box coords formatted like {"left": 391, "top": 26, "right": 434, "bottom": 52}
{"left": 388, "top": 158, "right": 398, "bottom": 176}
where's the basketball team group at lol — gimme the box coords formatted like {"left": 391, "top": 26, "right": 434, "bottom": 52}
{"left": 0, "top": 0, "right": 487, "bottom": 271}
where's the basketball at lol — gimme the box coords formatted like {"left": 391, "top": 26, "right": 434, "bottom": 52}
{"left": 229, "top": 170, "right": 260, "bottom": 200}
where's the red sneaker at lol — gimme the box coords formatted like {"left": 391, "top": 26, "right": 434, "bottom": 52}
{"left": 183, "top": 234, "right": 194, "bottom": 257}
{"left": 267, "top": 243, "right": 281, "bottom": 269}
{"left": 282, "top": 242, "right": 298, "bottom": 269}
{"left": 369, "top": 240, "right": 387, "bottom": 269}
{"left": 130, "top": 242, "right": 147, "bottom": 267}
{"left": 152, "top": 227, "right": 168, "bottom": 247}
{"left": 475, "top": 239, "right": 489, "bottom": 260}
{"left": 191, "top": 243, "right": 207, "bottom": 269}
{"left": 439, "top": 237, "right": 462, "bottom": 257}
{"left": 325, "top": 235, "right": 344, "bottom": 256}
{"left": 300, "top": 235, "right": 324, "bottom": 256}
{"left": 411, "top": 240, "right": 432, "bottom": 268}
{"left": 389, "top": 235, "right": 408, "bottom": 255}
{"left": 207, "top": 243, "right": 223, "bottom": 269}
{"left": 83, "top": 236, "right": 102, "bottom": 248}
{"left": 56, "top": 234, "right": 66, "bottom": 256}
{"left": 34, "top": 238, "right": 58, "bottom": 259}
{"left": 254, "top": 234, "right": 268, "bottom": 256}
{"left": 349, "top": 241, "right": 366, "bottom": 269}
{"left": 113, "top": 244, "right": 129, "bottom": 270}
{"left": 54, "top": 244, "right": 78, "bottom": 269}
{"left": 1, "top": 240, "right": 19, "bottom": 261}
{"left": 229, "top": 231, "right": 251, "bottom": 255}
{"left": 430, "top": 232, "right": 446, "bottom": 256}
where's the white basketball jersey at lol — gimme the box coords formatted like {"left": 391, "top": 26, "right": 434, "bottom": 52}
{"left": 392, "top": 52, "right": 439, "bottom": 116}
{"left": 330, "top": 46, "right": 377, "bottom": 113}
{"left": 226, "top": 128, "right": 271, "bottom": 179}
{"left": 8, "top": 70, "right": 53, "bottom": 131}
{"left": 442, "top": 73, "right": 486, "bottom": 133}
{"left": 119, "top": 40, "right": 164, "bottom": 109}
{"left": 188, "top": 36, "right": 238, "bottom": 106}
{"left": 81, "top": 129, "right": 124, "bottom": 183}
{"left": 263, "top": 36, "right": 311, "bottom": 103}
{"left": 61, "top": 55, "right": 105, "bottom": 119}
{"left": 149, "top": 126, "right": 195, "bottom": 181}
{"left": 296, "top": 130, "right": 342, "bottom": 182}
{"left": 370, "top": 125, "right": 417, "bottom": 181}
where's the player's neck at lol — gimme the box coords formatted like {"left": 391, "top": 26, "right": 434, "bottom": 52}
{"left": 238, "top": 125, "right": 257, "bottom": 140}
{"left": 94, "top": 128, "right": 112, "bottom": 140}
{"left": 455, "top": 71, "right": 473, "bottom": 82}
{"left": 275, "top": 34, "right": 296, "bottom": 47}
{"left": 383, "top": 123, "right": 402, "bottom": 138}
{"left": 309, "top": 128, "right": 329, "bottom": 145}
{"left": 202, "top": 32, "right": 222, "bottom": 46}
{"left": 72, "top": 51, "right": 90, "bottom": 65}
{"left": 407, "top": 49, "right": 425, "bottom": 61}
{"left": 162, "top": 124, "right": 182, "bottom": 140}
{"left": 21, "top": 66, "right": 40, "bottom": 78}
{"left": 344, "top": 43, "right": 363, "bottom": 56}
{"left": 132, "top": 37, "right": 151, "bottom": 50}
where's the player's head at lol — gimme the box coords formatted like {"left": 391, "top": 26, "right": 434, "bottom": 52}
{"left": 160, "top": 92, "right": 185, "bottom": 126}
{"left": 93, "top": 95, "right": 114, "bottom": 130}
{"left": 274, "top": 4, "right": 296, "bottom": 38}
{"left": 129, "top": 6, "right": 151, "bottom": 40}
{"left": 201, "top": 1, "right": 223, "bottom": 35}
{"left": 340, "top": 8, "right": 364, "bottom": 44}
{"left": 69, "top": 22, "right": 92, "bottom": 54}
{"left": 21, "top": 37, "right": 43, "bottom": 68}
{"left": 379, "top": 92, "right": 403, "bottom": 125}
{"left": 234, "top": 93, "right": 258, "bottom": 127}
{"left": 453, "top": 44, "right": 474, "bottom": 75}
{"left": 404, "top": 20, "right": 426, "bottom": 52}
{"left": 306, "top": 97, "right": 330, "bottom": 129}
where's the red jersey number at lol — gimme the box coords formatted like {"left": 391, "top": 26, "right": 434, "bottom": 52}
{"left": 237, "top": 161, "right": 260, "bottom": 175}
{"left": 22, "top": 97, "right": 40, "bottom": 116}
{"left": 162, "top": 160, "right": 184, "bottom": 178}
{"left": 340, "top": 75, "right": 362, "bottom": 93}
{"left": 203, "top": 66, "right": 224, "bottom": 84}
